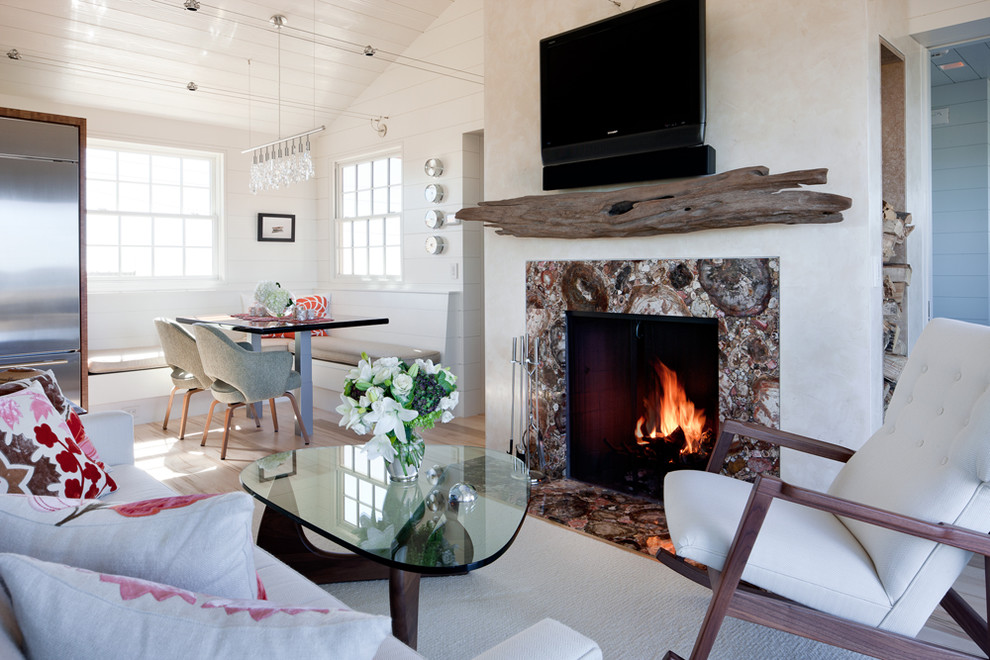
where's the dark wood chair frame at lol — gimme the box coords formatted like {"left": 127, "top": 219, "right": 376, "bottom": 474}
{"left": 659, "top": 419, "right": 990, "bottom": 660}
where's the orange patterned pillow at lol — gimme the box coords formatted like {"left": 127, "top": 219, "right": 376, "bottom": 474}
{"left": 264, "top": 295, "right": 330, "bottom": 339}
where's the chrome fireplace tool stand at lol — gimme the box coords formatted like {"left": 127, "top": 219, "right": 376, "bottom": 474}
{"left": 509, "top": 335, "right": 546, "bottom": 484}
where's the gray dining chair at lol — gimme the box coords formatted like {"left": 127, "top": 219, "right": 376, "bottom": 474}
{"left": 154, "top": 317, "right": 212, "bottom": 440}
{"left": 192, "top": 323, "right": 310, "bottom": 459}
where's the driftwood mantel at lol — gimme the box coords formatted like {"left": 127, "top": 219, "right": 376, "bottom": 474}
{"left": 456, "top": 166, "right": 851, "bottom": 239}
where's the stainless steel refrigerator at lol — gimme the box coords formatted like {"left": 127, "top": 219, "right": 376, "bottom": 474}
{"left": 0, "top": 114, "right": 84, "bottom": 405}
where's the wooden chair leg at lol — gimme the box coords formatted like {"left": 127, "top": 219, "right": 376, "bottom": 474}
{"left": 202, "top": 399, "right": 220, "bottom": 447}
{"left": 688, "top": 478, "right": 777, "bottom": 660}
{"left": 220, "top": 405, "right": 236, "bottom": 460}
{"left": 163, "top": 385, "right": 179, "bottom": 430}
{"left": 178, "top": 388, "right": 199, "bottom": 440}
{"left": 284, "top": 391, "right": 311, "bottom": 445}
{"left": 269, "top": 398, "right": 279, "bottom": 432}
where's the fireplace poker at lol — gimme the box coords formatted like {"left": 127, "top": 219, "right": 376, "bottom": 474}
{"left": 508, "top": 336, "right": 517, "bottom": 456}
{"left": 525, "top": 335, "right": 547, "bottom": 485}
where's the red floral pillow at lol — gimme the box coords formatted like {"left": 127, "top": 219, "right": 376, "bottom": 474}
{"left": 0, "top": 382, "right": 116, "bottom": 498}
{"left": 0, "top": 368, "right": 108, "bottom": 467}
{"left": 264, "top": 294, "right": 330, "bottom": 339}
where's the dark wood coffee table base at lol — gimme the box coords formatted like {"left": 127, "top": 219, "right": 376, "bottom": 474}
{"left": 256, "top": 505, "right": 423, "bottom": 649}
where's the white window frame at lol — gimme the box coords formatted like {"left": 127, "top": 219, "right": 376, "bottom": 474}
{"left": 334, "top": 151, "right": 402, "bottom": 281}
{"left": 85, "top": 138, "right": 224, "bottom": 290}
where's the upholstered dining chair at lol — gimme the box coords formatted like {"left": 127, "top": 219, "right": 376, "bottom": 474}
{"left": 154, "top": 317, "right": 212, "bottom": 440}
{"left": 192, "top": 323, "right": 310, "bottom": 460}
{"left": 660, "top": 318, "right": 990, "bottom": 660}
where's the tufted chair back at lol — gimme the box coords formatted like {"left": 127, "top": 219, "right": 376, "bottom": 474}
{"left": 154, "top": 318, "right": 211, "bottom": 390}
{"left": 827, "top": 317, "right": 990, "bottom": 634}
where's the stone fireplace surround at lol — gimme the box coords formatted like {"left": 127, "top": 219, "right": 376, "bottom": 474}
{"left": 524, "top": 257, "right": 782, "bottom": 484}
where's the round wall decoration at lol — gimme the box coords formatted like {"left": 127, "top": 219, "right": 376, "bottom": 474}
{"left": 424, "top": 235, "right": 446, "bottom": 254}
{"left": 424, "top": 209, "right": 445, "bottom": 229}
{"left": 424, "top": 183, "right": 445, "bottom": 203}
{"left": 424, "top": 158, "right": 444, "bottom": 178}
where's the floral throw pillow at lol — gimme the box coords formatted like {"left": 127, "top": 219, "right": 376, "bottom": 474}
{"left": 0, "top": 382, "right": 116, "bottom": 498}
{"left": 0, "top": 553, "right": 390, "bottom": 660}
{"left": 0, "top": 369, "right": 108, "bottom": 468}
{"left": 0, "top": 368, "right": 73, "bottom": 419}
{"left": 265, "top": 294, "right": 330, "bottom": 338}
{"left": 0, "top": 492, "right": 259, "bottom": 599}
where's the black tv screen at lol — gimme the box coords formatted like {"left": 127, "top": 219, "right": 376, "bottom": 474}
{"left": 540, "top": 0, "right": 706, "bottom": 167}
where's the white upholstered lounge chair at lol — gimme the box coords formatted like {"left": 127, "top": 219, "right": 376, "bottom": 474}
{"left": 660, "top": 318, "right": 990, "bottom": 659}
{"left": 192, "top": 323, "right": 310, "bottom": 460}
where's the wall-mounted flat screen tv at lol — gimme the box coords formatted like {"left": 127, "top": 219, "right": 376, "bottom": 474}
{"left": 540, "top": 0, "right": 706, "bottom": 168}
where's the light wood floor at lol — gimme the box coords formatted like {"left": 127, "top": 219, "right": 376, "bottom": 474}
{"left": 133, "top": 401, "right": 486, "bottom": 496}
{"left": 132, "top": 401, "right": 985, "bottom": 657}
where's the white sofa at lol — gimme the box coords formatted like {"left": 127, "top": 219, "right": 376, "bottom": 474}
{"left": 0, "top": 411, "right": 602, "bottom": 660}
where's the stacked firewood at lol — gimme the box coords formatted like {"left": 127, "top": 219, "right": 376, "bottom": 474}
{"left": 882, "top": 201, "right": 914, "bottom": 410}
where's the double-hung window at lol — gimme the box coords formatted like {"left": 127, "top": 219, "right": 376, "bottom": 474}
{"left": 336, "top": 154, "right": 402, "bottom": 279}
{"left": 86, "top": 141, "right": 222, "bottom": 280}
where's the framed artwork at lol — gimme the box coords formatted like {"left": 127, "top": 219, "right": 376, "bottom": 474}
{"left": 258, "top": 213, "right": 296, "bottom": 242}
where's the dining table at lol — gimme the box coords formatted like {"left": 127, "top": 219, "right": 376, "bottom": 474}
{"left": 176, "top": 313, "right": 388, "bottom": 436}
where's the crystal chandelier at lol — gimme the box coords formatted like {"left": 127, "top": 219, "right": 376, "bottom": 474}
{"left": 246, "top": 127, "right": 323, "bottom": 194}
{"left": 244, "top": 13, "right": 323, "bottom": 194}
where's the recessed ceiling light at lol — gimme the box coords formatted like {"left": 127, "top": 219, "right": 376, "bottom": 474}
{"left": 183, "top": 0, "right": 200, "bottom": 10}
{"left": 939, "top": 61, "right": 966, "bottom": 70}
{"left": 187, "top": 82, "right": 199, "bottom": 91}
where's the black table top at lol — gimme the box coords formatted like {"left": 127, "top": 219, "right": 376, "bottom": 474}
{"left": 176, "top": 314, "right": 388, "bottom": 334}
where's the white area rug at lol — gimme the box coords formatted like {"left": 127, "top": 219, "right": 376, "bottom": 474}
{"left": 323, "top": 515, "right": 866, "bottom": 659}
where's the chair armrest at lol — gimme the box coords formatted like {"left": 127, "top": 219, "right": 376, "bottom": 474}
{"left": 80, "top": 410, "right": 135, "bottom": 467}
{"left": 469, "top": 618, "right": 603, "bottom": 660}
{"left": 706, "top": 419, "right": 855, "bottom": 473}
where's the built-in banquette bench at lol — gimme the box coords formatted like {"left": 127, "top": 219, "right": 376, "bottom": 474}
{"left": 86, "top": 289, "right": 453, "bottom": 420}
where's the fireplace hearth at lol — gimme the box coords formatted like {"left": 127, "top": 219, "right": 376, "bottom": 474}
{"left": 566, "top": 311, "right": 718, "bottom": 501}
{"left": 525, "top": 257, "right": 781, "bottom": 484}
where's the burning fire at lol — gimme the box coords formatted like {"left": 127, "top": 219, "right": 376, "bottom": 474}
{"left": 634, "top": 360, "right": 707, "bottom": 456}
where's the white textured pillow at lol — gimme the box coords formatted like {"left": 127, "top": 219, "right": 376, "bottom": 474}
{"left": 0, "top": 492, "right": 258, "bottom": 599}
{"left": 0, "top": 554, "right": 390, "bottom": 660}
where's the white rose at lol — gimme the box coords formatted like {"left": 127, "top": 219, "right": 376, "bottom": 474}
{"left": 392, "top": 373, "right": 414, "bottom": 397}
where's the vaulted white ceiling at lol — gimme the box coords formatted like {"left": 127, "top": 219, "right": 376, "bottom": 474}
{"left": 0, "top": 0, "right": 457, "bottom": 137}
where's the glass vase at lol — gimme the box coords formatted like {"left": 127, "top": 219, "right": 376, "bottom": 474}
{"left": 386, "top": 429, "right": 425, "bottom": 482}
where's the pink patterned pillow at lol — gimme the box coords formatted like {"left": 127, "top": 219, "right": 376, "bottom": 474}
{"left": 0, "top": 553, "right": 390, "bottom": 659}
{"left": 0, "top": 382, "right": 116, "bottom": 498}
{"left": 264, "top": 294, "right": 330, "bottom": 338}
{"left": 0, "top": 369, "right": 109, "bottom": 469}
{"left": 0, "top": 369, "right": 73, "bottom": 419}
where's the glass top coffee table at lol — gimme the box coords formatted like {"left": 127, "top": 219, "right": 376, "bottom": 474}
{"left": 240, "top": 444, "right": 530, "bottom": 649}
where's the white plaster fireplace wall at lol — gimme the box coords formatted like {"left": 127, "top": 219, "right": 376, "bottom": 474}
{"left": 482, "top": 0, "right": 929, "bottom": 491}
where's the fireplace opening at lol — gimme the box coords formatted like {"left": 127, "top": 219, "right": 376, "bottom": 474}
{"left": 565, "top": 311, "right": 719, "bottom": 501}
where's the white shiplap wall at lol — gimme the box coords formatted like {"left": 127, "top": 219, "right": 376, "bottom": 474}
{"left": 0, "top": 0, "right": 485, "bottom": 420}
{"left": 315, "top": 0, "right": 485, "bottom": 416}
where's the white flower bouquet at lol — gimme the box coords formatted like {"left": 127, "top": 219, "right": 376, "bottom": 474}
{"left": 254, "top": 280, "right": 293, "bottom": 316}
{"left": 336, "top": 354, "right": 458, "bottom": 477}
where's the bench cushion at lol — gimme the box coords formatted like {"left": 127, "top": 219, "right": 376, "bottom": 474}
{"left": 302, "top": 337, "right": 441, "bottom": 367}
{"left": 88, "top": 347, "right": 168, "bottom": 374}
